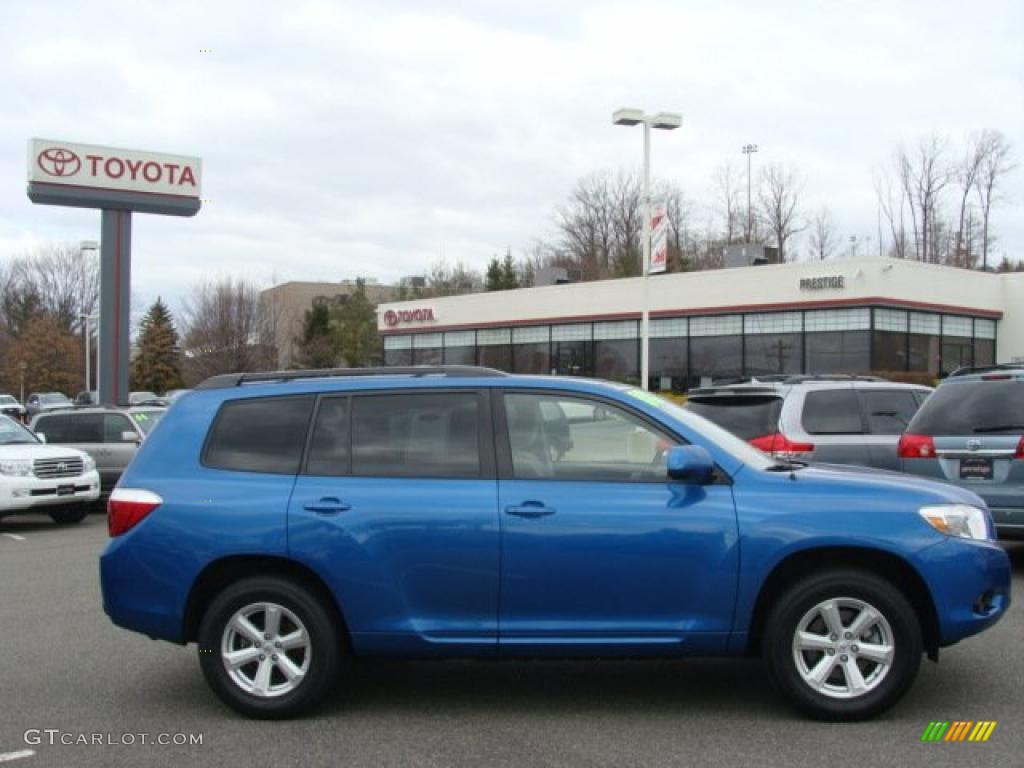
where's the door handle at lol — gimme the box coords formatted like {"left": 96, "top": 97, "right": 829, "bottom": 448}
{"left": 505, "top": 501, "right": 556, "bottom": 518}
{"left": 302, "top": 497, "right": 352, "bottom": 515}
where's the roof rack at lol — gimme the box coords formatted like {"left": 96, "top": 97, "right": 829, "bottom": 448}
{"left": 705, "top": 374, "right": 888, "bottom": 387}
{"left": 948, "top": 363, "right": 1024, "bottom": 378}
{"left": 195, "top": 365, "right": 509, "bottom": 390}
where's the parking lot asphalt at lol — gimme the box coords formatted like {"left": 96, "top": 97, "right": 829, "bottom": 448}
{"left": 1, "top": 513, "right": 1021, "bottom": 768}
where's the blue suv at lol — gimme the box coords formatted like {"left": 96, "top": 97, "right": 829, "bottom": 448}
{"left": 100, "top": 366, "right": 1010, "bottom": 720}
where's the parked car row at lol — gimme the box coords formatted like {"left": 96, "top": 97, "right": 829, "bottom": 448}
{"left": 685, "top": 367, "right": 1024, "bottom": 539}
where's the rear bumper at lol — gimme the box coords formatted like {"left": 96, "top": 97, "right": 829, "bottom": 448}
{"left": 913, "top": 537, "right": 1011, "bottom": 646}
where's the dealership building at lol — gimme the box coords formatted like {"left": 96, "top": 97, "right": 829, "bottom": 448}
{"left": 376, "top": 258, "right": 1024, "bottom": 391}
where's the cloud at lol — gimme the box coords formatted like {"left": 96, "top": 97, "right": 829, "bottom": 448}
{"left": 1, "top": 0, "right": 1021, "bottom": 316}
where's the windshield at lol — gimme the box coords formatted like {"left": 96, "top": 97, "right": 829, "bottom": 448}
{"left": 130, "top": 392, "right": 159, "bottom": 404}
{"left": 651, "top": 395, "right": 777, "bottom": 470}
{"left": 0, "top": 416, "right": 38, "bottom": 445}
{"left": 0, "top": 396, "right": 17, "bottom": 405}
{"left": 40, "top": 393, "right": 70, "bottom": 404}
{"left": 130, "top": 409, "right": 165, "bottom": 434}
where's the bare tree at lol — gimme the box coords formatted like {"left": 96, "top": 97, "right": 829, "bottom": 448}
{"left": 658, "top": 181, "right": 694, "bottom": 271}
{"left": 973, "top": 130, "right": 1015, "bottom": 270}
{"left": 873, "top": 168, "right": 910, "bottom": 259}
{"left": 180, "top": 277, "right": 278, "bottom": 385}
{"left": 712, "top": 163, "right": 743, "bottom": 245}
{"left": 897, "top": 136, "right": 952, "bottom": 263}
{"left": 2, "top": 243, "right": 99, "bottom": 334}
{"left": 609, "top": 171, "right": 642, "bottom": 277}
{"left": 758, "top": 163, "right": 804, "bottom": 261}
{"left": 809, "top": 207, "right": 838, "bottom": 260}
{"left": 555, "top": 171, "right": 616, "bottom": 280}
{"left": 952, "top": 133, "right": 988, "bottom": 267}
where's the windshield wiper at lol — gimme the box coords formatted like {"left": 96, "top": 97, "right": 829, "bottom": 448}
{"left": 973, "top": 424, "right": 1024, "bottom": 433}
{"left": 766, "top": 459, "right": 808, "bottom": 472}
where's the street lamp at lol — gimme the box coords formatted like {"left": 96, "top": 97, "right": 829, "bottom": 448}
{"left": 613, "top": 107, "right": 683, "bottom": 391}
{"left": 17, "top": 361, "right": 27, "bottom": 405}
{"left": 80, "top": 241, "right": 99, "bottom": 395}
{"left": 742, "top": 144, "right": 758, "bottom": 242}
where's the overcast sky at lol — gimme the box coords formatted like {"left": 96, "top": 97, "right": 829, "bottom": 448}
{"left": 2, "top": 0, "right": 1022, "bottom": 315}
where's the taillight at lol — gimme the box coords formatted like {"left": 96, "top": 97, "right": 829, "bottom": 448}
{"left": 898, "top": 433, "right": 936, "bottom": 459}
{"left": 108, "top": 488, "right": 162, "bottom": 537}
{"left": 1015, "top": 437, "right": 1024, "bottom": 459}
{"left": 749, "top": 433, "right": 815, "bottom": 458}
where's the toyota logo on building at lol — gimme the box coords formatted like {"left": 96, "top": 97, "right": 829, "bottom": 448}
{"left": 383, "top": 310, "right": 399, "bottom": 327}
{"left": 37, "top": 147, "right": 82, "bottom": 177}
{"left": 383, "top": 307, "right": 436, "bottom": 327}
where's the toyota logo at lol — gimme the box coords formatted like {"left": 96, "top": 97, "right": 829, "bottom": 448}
{"left": 37, "top": 147, "right": 82, "bottom": 177}
{"left": 56, "top": 462, "right": 68, "bottom": 473}
{"left": 383, "top": 310, "right": 399, "bottom": 327}
{"left": 966, "top": 438, "right": 982, "bottom": 452}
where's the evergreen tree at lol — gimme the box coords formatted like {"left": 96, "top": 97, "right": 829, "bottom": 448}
{"left": 484, "top": 256, "right": 503, "bottom": 291}
{"left": 131, "top": 298, "right": 183, "bottom": 393}
{"left": 500, "top": 249, "right": 519, "bottom": 289}
{"left": 334, "top": 279, "right": 381, "bottom": 367}
{"left": 294, "top": 303, "right": 337, "bottom": 368}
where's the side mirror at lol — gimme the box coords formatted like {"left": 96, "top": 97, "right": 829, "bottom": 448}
{"left": 35, "top": 432, "right": 47, "bottom": 443}
{"left": 666, "top": 445, "right": 715, "bottom": 484}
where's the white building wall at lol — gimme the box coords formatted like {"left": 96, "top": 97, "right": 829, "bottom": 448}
{"left": 379, "top": 257, "right": 1013, "bottom": 360}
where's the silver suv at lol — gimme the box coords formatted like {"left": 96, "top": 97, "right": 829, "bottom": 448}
{"left": 899, "top": 364, "right": 1024, "bottom": 539}
{"left": 29, "top": 406, "right": 166, "bottom": 499}
{"left": 686, "top": 375, "right": 932, "bottom": 470}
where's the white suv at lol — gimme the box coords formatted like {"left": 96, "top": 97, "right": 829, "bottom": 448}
{"left": 0, "top": 415, "right": 100, "bottom": 525}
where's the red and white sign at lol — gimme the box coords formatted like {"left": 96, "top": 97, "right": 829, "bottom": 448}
{"left": 28, "top": 138, "right": 202, "bottom": 198}
{"left": 382, "top": 307, "right": 436, "bottom": 327}
{"left": 649, "top": 201, "right": 668, "bottom": 274}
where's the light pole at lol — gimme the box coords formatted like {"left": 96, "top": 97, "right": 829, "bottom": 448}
{"left": 742, "top": 144, "right": 758, "bottom": 242}
{"left": 80, "top": 240, "right": 99, "bottom": 396}
{"left": 613, "top": 107, "right": 683, "bottom": 391}
{"left": 18, "top": 361, "right": 27, "bottom": 405}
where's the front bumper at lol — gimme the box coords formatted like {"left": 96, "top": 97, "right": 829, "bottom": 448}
{"left": 0, "top": 470, "right": 101, "bottom": 515}
{"left": 913, "top": 536, "right": 1011, "bottom": 646}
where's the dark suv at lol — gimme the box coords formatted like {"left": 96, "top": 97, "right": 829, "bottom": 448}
{"left": 899, "top": 364, "right": 1024, "bottom": 539}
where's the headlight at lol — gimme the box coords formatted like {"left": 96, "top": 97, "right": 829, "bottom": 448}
{"left": 82, "top": 455, "right": 96, "bottom": 472}
{"left": 919, "top": 504, "right": 990, "bottom": 541}
{"left": 0, "top": 459, "right": 33, "bottom": 477}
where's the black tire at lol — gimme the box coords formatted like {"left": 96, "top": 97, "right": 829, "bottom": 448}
{"left": 197, "top": 577, "right": 342, "bottom": 719}
{"left": 762, "top": 568, "right": 922, "bottom": 721}
{"left": 49, "top": 506, "right": 88, "bottom": 525}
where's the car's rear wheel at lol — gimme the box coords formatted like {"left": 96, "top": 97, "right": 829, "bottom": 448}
{"left": 198, "top": 577, "right": 342, "bottom": 719}
{"left": 763, "top": 568, "right": 922, "bottom": 720}
{"left": 49, "top": 506, "right": 88, "bottom": 525}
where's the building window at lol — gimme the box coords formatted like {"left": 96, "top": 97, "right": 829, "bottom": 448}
{"left": 874, "top": 308, "right": 908, "bottom": 333}
{"left": 411, "top": 333, "right": 443, "bottom": 365}
{"left": 690, "top": 336, "right": 742, "bottom": 383}
{"left": 745, "top": 333, "right": 802, "bottom": 375}
{"left": 592, "top": 321, "right": 638, "bottom": 384}
{"left": 805, "top": 331, "right": 870, "bottom": 374}
{"left": 650, "top": 338, "right": 687, "bottom": 392}
{"left": 442, "top": 330, "right": 476, "bottom": 365}
{"left": 551, "top": 323, "right": 592, "bottom": 342}
{"left": 512, "top": 326, "right": 551, "bottom": 374}
{"left": 941, "top": 338, "right": 973, "bottom": 375}
{"left": 805, "top": 308, "right": 871, "bottom": 332}
{"left": 974, "top": 339, "right": 995, "bottom": 367}
{"left": 476, "top": 328, "right": 512, "bottom": 372}
{"left": 383, "top": 335, "right": 412, "bottom": 367}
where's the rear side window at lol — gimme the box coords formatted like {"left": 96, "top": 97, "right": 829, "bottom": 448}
{"left": 686, "top": 396, "right": 783, "bottom": 440}
{"left": 908, "top": 380, "right": 1024, "bottom": 435}
{"left": 204, "top": 396, "right": 314, "bottom": 474}
{"left": 306, "top": 397, "right": 350, "bottom": 476}
{"left": 102, "top": 414, "right": 135, "bottom": 442}
{"left": 351, "top": 392, "right": 480, "bottom": 478}
{"left": 802, "top": 390, "right": 864, "bottom": 435}
{"left": 34, "top": 414, "right": 72, "bottom": 442}
{"left": 860, "top": 390, "right": 920, "bottom": 435}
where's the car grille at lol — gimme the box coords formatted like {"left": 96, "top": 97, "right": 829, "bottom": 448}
{"left": 33, "top": 456, "right": 85, "bottom": 479}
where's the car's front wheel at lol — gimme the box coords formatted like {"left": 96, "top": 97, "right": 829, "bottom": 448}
{"left": 763, "top": 568, "right": 922, "bottom": 720}
{"left": 198, "top": 577, "right": 342, "bottom": 719}
{"left": 49, "top": 506, "right": 88, "bottom": 525}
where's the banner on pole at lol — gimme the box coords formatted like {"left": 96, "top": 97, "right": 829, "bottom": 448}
{"left": 649, "top": 201, "right": 668, "bottom": 274}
